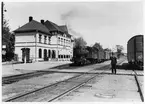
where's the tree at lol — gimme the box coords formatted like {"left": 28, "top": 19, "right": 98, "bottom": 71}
{"left": 104, "top": 48, "right": 111, "bottom": 51}
{"left": 2, "top": 2, "right": 15, "bottom": 61}
{"left": 73, "top": 37, "right": 88, "bottom": 57}
{"left": 93, "top": 42, "right": 103, "bottom": 51}
{"left": 116, "top": 45, "right": 124, "bottom": 58}
{"left": 74, "top": 37, "right": 87, "bottom": 48}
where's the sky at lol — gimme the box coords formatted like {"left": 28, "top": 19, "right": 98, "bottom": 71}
{"left": 4, "top": 1, "right": 144, "bottom": 53}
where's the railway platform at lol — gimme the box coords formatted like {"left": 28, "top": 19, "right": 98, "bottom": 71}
{"left": 56, "top": 73, "right": 144, "bottom": 102}
{"left": 2, "top": 61, "right": 72, "bottom": 77}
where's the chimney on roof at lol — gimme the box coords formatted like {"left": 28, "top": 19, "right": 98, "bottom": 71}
{"left": 41, "top": 20, "right": 44, "bottom": 25}
{"left": 29, "top": 16, "right": 33, "bottom": 22}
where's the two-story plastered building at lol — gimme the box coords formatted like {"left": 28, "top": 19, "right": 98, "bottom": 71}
{"left": 14, "top": 16, "right": 74, "bottom": 62}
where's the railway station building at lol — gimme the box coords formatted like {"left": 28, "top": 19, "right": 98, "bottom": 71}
{"left": 14, "top": 16, "right": 74, "bottom": 62}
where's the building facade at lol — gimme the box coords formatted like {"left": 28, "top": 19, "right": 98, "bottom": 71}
{"left": 14, "top": 17, "right": 73, "bottom": 62}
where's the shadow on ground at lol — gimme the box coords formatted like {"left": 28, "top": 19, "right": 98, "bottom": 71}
{"left": 50, "top": 63, "right": 97, "bottom": 69}
{"left": 116, "top": 63, "right": 143, "bottom": 70}
{"left": 49, "top": 63, "right": 76, "bottom": 69}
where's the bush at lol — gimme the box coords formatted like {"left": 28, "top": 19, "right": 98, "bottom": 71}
{"left": 5, "top": 52, "right": 14, "bottom": 61}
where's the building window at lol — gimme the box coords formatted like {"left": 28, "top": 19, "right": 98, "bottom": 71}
{"left": 58, "top": 37, "right": 60, "bottom": 44}
{"left": 44, "top": 36, "right": 47, "bottom": 44}
{"left": 61, "top": 55, "right": 63, "bottom": 58}
{"left": 48, "top": 50, "right": 51, "bottom": 58}
{"left": 52, "top": 50, "right": 56, "bottom": 58}
{"left": 61, "top": 38, "right": 63, "bottom": 45}
{"left": 39, "top": 49, "right": 42, "bottom": 58}
{"left": 39, "top": 34, "right": 42, "bottom": 43}
{"left": 48, "top": 37, "right": 51, "bottom": 44}
{"left": 44, "top": 49, "right": 47, "bottom": 60}
{"left": 64, "top": 39, "right": 65, "bottom": 46}
{"left": 66, "top": 40, "right": 68, "bottom": 46}
{"left": 67, "top": 40, "right": 69, "bottom": 45}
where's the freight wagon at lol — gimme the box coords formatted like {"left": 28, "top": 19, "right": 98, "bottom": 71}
{"left": 104, "top": 49, "right": 111, "bottom": 61}
{"left": 86, "top": 49, "right": 98, "bottom": 64}
{"left": 72, "top": 46, "right": 111, "bottom": 66}
{"left": 127, "top": 35, "right": 143, "bottom": 69}
{"left": 97, "top": 50, "right": 105, "bottom": 63}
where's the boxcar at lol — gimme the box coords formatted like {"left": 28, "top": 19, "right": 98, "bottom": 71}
{"left": 127, "top": 35, "right": 143, "bottom": 68}
{"left": 104, "top": 51, "right": 111, "bottom": 61}
{"left": 86, "top": 50, "right": 98, "bottom": 63}
{"left": 96, "top": 50, "right": 104, "bottom": 62}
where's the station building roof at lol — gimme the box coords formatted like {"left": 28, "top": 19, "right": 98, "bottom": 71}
{"left": 59, "top": 25, "right": 72, "bottom": 38}
{"left": 14, "top": 17, "right": 72, "bottom": 38}
{"left": 44, "top": 20, "right": 63, "bottom": 32}
{"left": 14, "top": 20, "right": 51, "bottom": 35}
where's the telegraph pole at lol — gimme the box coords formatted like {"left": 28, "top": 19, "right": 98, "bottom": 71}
{"left": 2, "top": 2, "right": 3, "bottom": 48}
{"left": 2, "top": 2, "right": 7, "bottom": 48}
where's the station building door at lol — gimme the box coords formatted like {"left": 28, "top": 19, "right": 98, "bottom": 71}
{"left": 21, "top": 48, "right": 30, "bottom": 63}
{"left": 44, "top": 49, "right": 47, "bottom": 61}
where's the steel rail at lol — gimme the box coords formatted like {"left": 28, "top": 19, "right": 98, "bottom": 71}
{"left": 133, "top": 70, "right": 144, "bottom": 102}
{"left": 48, "top": 70, "right": 106, "bottom": 102}
{"left": 4, "top": 64, "right": 111, "bottom": 102}
{"left": 4, "top": 59, "right": 124, "bottom": 102}
{"left": 4, "top": 74, "right": 82, "bottom": 102}
{"left": 48, "top": 60, "right": 141, "bottom": 102}
{"left": 2, "top": 71, "right": 53, "bottom": 85}
{"left": 2, "top": 62, "right": 107, "bottom": 85}
{"left": 47, "top": 60, "right": 125, "bottom": 102}
{"left": 3, "top": 58, "right": 124, "bottom": 85}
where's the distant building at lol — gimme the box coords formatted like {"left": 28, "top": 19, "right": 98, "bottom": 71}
{"left": 14, "top": 16, "right": 74, "bottom": 62}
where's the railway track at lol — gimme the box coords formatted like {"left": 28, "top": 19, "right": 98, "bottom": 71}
{"left": 3, "top": 59, "right": 125, "bottom": 102}
{"left": 2, "top": 71, "right": 54, "bottom": 85}
{"left": 4, "top": 65, "right": 111, "bottom": 102}
{"left": 3, "top": 58, "right": 125, "bottom": 86}
{"left": 4, "top": 73, "right": 105, "bottom": 102}
{"left": 2, "top": 61, "right": 110, "bottom": 85}
{"left": 2, "top": 63, "right": 71, "bottom": 85}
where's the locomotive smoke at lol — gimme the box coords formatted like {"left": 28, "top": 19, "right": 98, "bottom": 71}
{"left": 61, "top": 9, "right": 78, "bottom": 21}
{"left": 61, "top": 8, "right": 82, "bottom": 37}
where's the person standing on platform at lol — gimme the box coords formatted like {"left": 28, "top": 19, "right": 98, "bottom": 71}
{"left": 110, "top": 53, "right": 117, "bottom": 74}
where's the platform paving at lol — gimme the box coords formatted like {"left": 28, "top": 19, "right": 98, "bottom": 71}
{"left": 57, "top": 74, "right": 143, "bottom": 102}
{"left": 2, "top": 61, "right": 71, "bottom": 77}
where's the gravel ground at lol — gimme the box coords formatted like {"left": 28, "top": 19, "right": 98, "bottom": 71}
{"left": 56, "top": 74, "right": 142, "bottom": 102}
{"left": 2, "top": 73, "right": 78, "bottom": 101}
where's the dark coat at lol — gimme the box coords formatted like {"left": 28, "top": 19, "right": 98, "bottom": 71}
{"left": 111, "top": 57, "right": 117, "bottom": 65}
